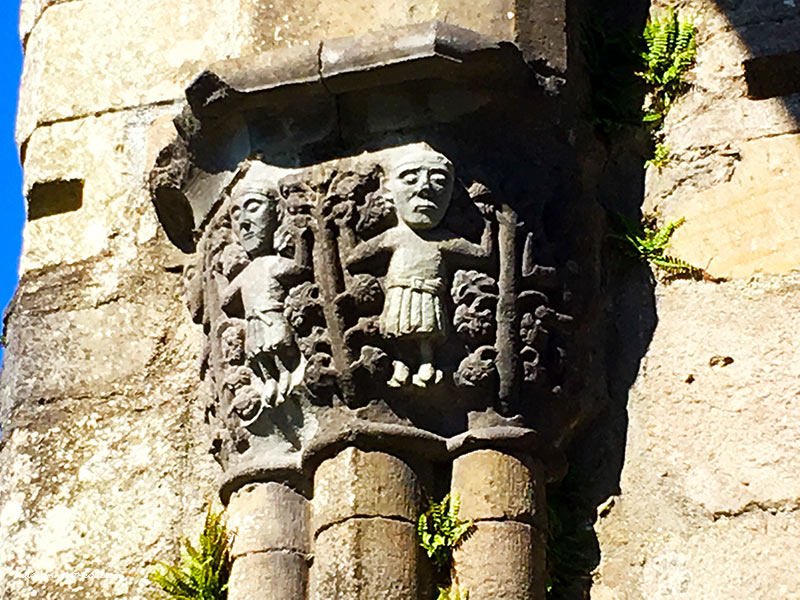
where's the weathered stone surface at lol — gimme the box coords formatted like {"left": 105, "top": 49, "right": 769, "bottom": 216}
{"left": 312, "top": 448, "right": 421, "bottom": 534}
{"left": 648, "top": 134, "right": 800, "bottom": 279}
{"left": 16, "top": 0, "right": 522, "bottom": 149}
{"left": 18, "top": 0, "right": 69, "bottom": 45}
{"left": 20, "top": 106, "right": 179, "bottom": 273}
{"left": 451, "top": 449, "right": 545, "bottom": 527}
{"left": 228, "top": 551, "right": 308, "bottom": 600}
{"left": 740, "top": 18, "right": 800, "bottom": 99}
{"left": 227, "top": 482, "right": 309, "bottom": 557}
{"left": 0, "top": 330, "right": 216, "bottom": 599}
{"left": 626, "top": 275, "right": 800, "bottom": 518}
{"left": 453, "top": 521, "right": 545, "bottom": 600}
{"left": 657, "top": 2, "right": 800, "bottom": 152}
{"left": 16, "top": 0, "right": 248, "bottom": 147}
{"left": 594, "top": 495, "right": 800, "bottom": 599}
{"left": 309, "top": 517, "right": 418, "bottom": 600}
{"left": 593, "top": 273, "right": 800, "bottom": 598}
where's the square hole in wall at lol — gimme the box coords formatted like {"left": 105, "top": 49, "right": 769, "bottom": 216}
{"left": 26, "top": 179, "right": 84, "bottom": 220}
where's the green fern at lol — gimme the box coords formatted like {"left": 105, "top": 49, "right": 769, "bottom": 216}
{"left": 645, "top": 142, "right": 671, "bottom": 169}
{"left": 638, "top": 7, "right": 697, "bottom": 123}
{"left": 149, "top": 508, "right": 232, "bottom": 600}
{"left": 437, "top": 584, "right": 469, "bottom": 600}
{"left": 417, "top": 494, "right": 475, "bottom": 570}
{"left": 611, "top": 214, "right": 701, "bottom": 276}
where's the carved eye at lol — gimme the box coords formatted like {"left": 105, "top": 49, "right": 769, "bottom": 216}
{"left": 243, "top": 198, "right": 265, "bottom": 213}
{"left": 399, "top": 170, "right": 418, "bottom": 185}
{"left": 231, "top": 207, "right": 242, "bottom": 220}
{"left": 430, "top": 174, "right": 448, "bottom": 187}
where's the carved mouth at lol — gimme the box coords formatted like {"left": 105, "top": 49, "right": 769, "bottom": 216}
{"left": 412, "top": 201, "right": 438, "bottom": 213}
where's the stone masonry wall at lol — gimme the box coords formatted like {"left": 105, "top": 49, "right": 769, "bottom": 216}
{"left": 0, "top": 1, "right": 566, "bottom": 598}
{"left": 2, "top": 0, "right": 799, "bottom": 598}
{"left": 591, "top": 1, "right": 800, "bottom": 598}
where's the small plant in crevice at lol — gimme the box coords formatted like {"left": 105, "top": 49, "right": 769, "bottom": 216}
{"left": 610, "top": 214, "right": 703, "bottom": 278}
{"left": 417, "top": 494, "right": 475, "bottom": 600}
{"left": 639, "top": 7, "right": 697, "bottom": 167}
{"left": 645, "top": 142, "right": 671, "bottom": 169}
{"left": 149, "top": 507, "right": 232, "bottom": 600}
{"left": 638, "top": 7, "right": 697, "bottom": 126}
{"left": 583, "top": 6, "right": 697, "bottom": 166}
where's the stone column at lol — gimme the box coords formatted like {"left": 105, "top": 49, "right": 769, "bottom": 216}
{"left": 226, "top": 482, "right": 310, "bottom": 600}
{"left": 309, "top": 447, "right": 423, "bottom": 600}
{"left": 451, "top": 449, "right": 547, "bottom": 600}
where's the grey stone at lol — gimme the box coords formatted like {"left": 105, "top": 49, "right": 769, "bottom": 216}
{"left": 312, "top": 447, "right": 421, "bottom": 534}
{"left": 309, "top": 517, "right": 419, "bottom": 600}
{"left": 227, "top": 551, "right": 308, "bottom": 600}
{"left": 452, "top": 521, "right": 545, "bottom": 600}
{"left": 451, "top": 449, "right": 545, "bottom": 528}
{"left": 227, "top": 482, "right": 309, "bottom": 557}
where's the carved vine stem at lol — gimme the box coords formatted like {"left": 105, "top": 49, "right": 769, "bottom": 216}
{"left": 311, "top": 171, "right": 355, "bottom": 405}
{"left": 496, "top": 203, "right": 519, "bottom": 411}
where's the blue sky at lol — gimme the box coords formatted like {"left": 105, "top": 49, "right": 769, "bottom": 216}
{"left": 0, "top": 0, "right": 24, "bottom": 329}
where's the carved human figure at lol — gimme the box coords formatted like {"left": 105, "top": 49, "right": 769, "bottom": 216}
{"left": 347, "top": 146, "right": 492, "bottom": 387}
{"left": 222, "top": 161, "right": 309, "bottom": 409}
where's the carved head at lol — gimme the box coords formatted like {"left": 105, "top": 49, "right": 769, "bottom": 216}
{"left": 229, "top": 161, "right": 284, "bottom": 257}
{"left": 386, "top": 147, "right": 454, "bottom": 230}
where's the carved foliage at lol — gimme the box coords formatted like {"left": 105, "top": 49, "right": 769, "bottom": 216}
{"left": 180, "top": 146, "right": 577, "bottom": 467}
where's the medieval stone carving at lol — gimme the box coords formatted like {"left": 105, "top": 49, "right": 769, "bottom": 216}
{"left": 179, "top": 142, "right": 575, "bottom": 490}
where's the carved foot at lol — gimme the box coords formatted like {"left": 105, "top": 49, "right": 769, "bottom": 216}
{"left": 387, "top": 360, "right": 410, "bottom": 387}
{"left": 412, "top": 363, "right": 443, "bottom": 387}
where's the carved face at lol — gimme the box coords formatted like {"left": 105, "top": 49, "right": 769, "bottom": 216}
{"left": 229, "top": 162, "right": 287, "bottom": 257}
{"left": 230, "top": 186, "right": 278, "bottom": 256}
{"left": 387, "top": 150, "right": 455, "bottom": 230}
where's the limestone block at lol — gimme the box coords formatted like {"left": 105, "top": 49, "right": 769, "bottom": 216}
{"left": 595, "top": 498, "right": 800, "bottom": 599}
{"left": 452, "top": 521, "right": 545, "bottom": 600}
{"left": 660, "top": 134, "right": 800, "bottom": 279}
{"left": 228, "top": 551, "right": 308, "bottom": 600}
{"left": 19, "top": 0, "right": 70, "bottom": 44}
{"left": 16, "top": 0, "right": 248, "bottom": 147}
{"left": 624, "top": 275, "right": 800, "bottom": 519}
{"left": 19, "top": 106, "right": 178, "bottom": 274}
{"left": 656, "top": 2, "right": 800, "bottom": 152}
{"left": 312, "top": 447, "right": 421, "bottom": 534}
{"left": 0, "top": 366, "right": 217, "bottom": 599}
{"left": 451, "top": 449, "right": 545, "bottom": 527}
{"left": 309, "top": 517, "right": 418, "bottom": 600}
{"left": 227, "top": 482, "right": 309, "bottom": 557}
{"left": 239, "top": 0, "right": 516, "bottom": 60}
{"left": 16, "top": 0, "right": 520, "bottom": 148}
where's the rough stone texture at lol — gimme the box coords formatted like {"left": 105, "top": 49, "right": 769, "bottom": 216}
{"left": 228, "top": 551, "right": 308, "bottom": 600}
{"left": 451, "top": 449, "right": 545, "bottom": 528}
{"left": 644, "top": 0, "right": 800, "bottom": 280}
{"left": 1, "top": 81, "right": 216, "bottom": 600}
{"left": 452, "top": 521, "right": 545, "bottom": 600}
{"left": 227, "top": 482, "right": 309, "bottom": 557}
{"left": 15, "top": 0, "right": 522, "bottom": 150}
{"left": 648, "top": 134, "right": 800, "bottom": 279}
{"left": 0, "top": 238, "right": 217, "bottom": 599}
{"left": 588, "top": 3, "right": 800, "bottom": 597}
{"left": 312, "top": 448, "right": 421, "bottom": 535}
{"left": 19, "top": 105, "right": 178, "bottom": 273}
{"left": 593, "top": 274, "right": 800, "bottom": 598}
{"left": 309, "top": 517, "right": 419, "bottom": 600}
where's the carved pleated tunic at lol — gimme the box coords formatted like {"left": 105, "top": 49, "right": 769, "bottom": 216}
{"left": 380, "top": 276, "right": 447, "bottom": 339}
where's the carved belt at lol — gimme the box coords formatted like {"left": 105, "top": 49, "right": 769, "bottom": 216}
{"left": 386, "top": 277, "right": 444, "bottom": 294}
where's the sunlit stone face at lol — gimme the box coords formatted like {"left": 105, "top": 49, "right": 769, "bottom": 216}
{"left": 229, "top": 163, "right": 281, "bottom": 256}
{"left": 386, "top": 149, "right": 455, "bottom": 230}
